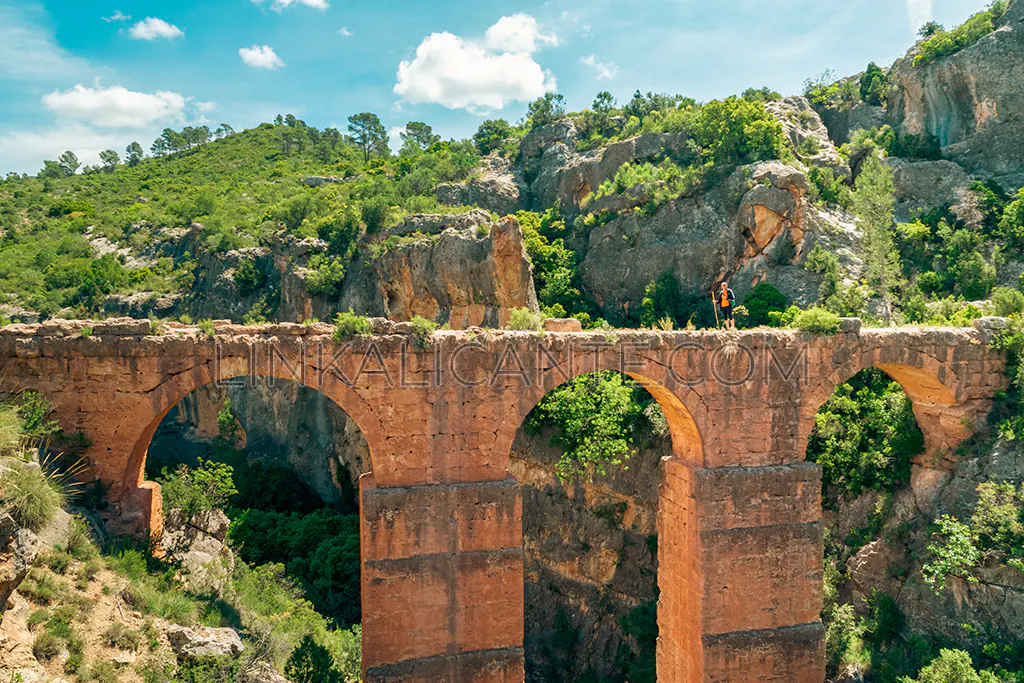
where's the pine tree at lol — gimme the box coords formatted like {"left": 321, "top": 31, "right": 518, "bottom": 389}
{"left": 852, "top": 153, "right": 903, "bottom": 323}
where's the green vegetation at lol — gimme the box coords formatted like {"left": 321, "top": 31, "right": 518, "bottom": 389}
{"left": 527, "top": 372, "right": 665, "bottom": 482}
{"left": 793, "top": 307, "right": 842, "bottom": 335}
{"left": 507, "top": 307, "right": 543, "bottom": 331}
{"left": 915, "top": 2, "right": 1009, "bottom": 66}
{"left": 743, "top": 283, "right": 789, "bottom": 327}
{"left": 807, "top": 369, "right": 924, "bottom": 502}
{"left": 332, "top": 309, "right": 372, "bottom": 340}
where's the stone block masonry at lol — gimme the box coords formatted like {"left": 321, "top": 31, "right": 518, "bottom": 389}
{"left": 0, "top": 319, "right": 1008, "bottom": 682}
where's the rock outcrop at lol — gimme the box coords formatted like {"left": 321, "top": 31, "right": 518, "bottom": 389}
{"left": 886, "top": 0, "right": 1024, "bottom": 189}
{"left": 340, "top": 213, "right": 538, "bottom": 328}
{"left": 0, "top": 515, "right": 40, "bottom": 615}
{"left": 168, "top": 624, "right": 244, "bottom": 659}
{"left": 766, "top": 96, "right": 851, "bottom": 180}
{"left": 435, "top": 156, "right": 524, "bottom": 216}
{"left": 886, "top": 158, "right": 973, "bottom": 222}
{"left": 161, "top": 509, "right": 235, "bottom": 595}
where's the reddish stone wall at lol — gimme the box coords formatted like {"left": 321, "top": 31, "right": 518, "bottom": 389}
{"left": 0, "top": 319, "right": 1008, "bottom": 683}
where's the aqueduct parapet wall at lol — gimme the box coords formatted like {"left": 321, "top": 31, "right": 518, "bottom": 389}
{"left": 0, "top": 319, "right": 1008, "bottom": 682}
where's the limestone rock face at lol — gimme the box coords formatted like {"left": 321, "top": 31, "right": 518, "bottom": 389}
{"left": 340, "top": 213, "right": 538, "bottom": 328}
{"left": 886, "top": 158, "right": 972, "bottom": 222}
{"left": 161, "top": 509, "right": 235, "bottom": 595}
{"left": 435, "top": 155, "right": 525, "bottom": 216}
{"left": 766, "top": 96, "right": 851, "bottom": 179}
{"left": 818, "top": 102, "right": 888, "bottom": 147}
{"left": 0, "top": 516, "right": 41, "bottom": 615}
{"left": 167, "top": 624, "right": 244, "bottom": 659}
{"left": 579, "top": 161, "right": 851, "bottom": 317}
{"left": 887, "top": 0, "right": 1024, "bottom": 189}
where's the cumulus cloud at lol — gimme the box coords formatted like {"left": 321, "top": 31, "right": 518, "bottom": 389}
{"left": 484, "top": 14, "right": 557, "bottom": 53}
{"left": 42, "top": 84, "right": 187, "bottom": 128}
{"left": 129, "top": 17, "right": 184, "bottom": 40}
{"left": 906, "top": 0, "right": 934, "bottom": 33}
{"left": 239, "top": 44, "right": 285, "bottom": 69}
{"left": 338, "top": 27, "right": 353, "bottom": 37}
{"left": 194, "top": 101, "right": 218, "bottom": 113}
{"left": 394, "top": 14, "right": 557, "bottom": 112}
{"left": 0, "top": 123, "right": 131, "bottom": 175}
{"left": 103, "top": 10, "right": 131, "bottom": 22}
{"left": 581, "top": 54, "right": 618, "bottom": 80}
{"left": 252, "top": 0, "right": 329, "bottom": 11}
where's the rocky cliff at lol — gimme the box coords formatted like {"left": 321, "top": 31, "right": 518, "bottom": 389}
{"left": 886, "top": 0, "right": 1024, "bottom": 189}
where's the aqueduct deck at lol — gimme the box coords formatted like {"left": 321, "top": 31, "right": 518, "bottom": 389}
{"left": 0, "top": 319, "right": 1008, "bottom": 682}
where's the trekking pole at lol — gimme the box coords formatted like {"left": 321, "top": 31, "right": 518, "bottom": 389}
{"left": 710, "top": 292, "right": 720, "bottom": 329}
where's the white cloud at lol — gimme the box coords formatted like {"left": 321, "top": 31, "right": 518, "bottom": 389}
{"left": 129, "top": 17, "right": 184, "bottom": 40}
{"left": 252, "top": 0, "right": 329, "bottom": 11}
{"left": 239, "top": 45, "right": 285, "bottom": 69}
{"left": 0, "top": 3, "right": 91, "bottom": 81}
{"left": 338, "top": 27, "right": 353, "bottom": 37}
{"left": 394, "top": 14, "right": 557, "bottom": 112}
{"left": 388, "top": 125, "right": 406, "bottom": 151}
{"left": 581, "top": 54, "right": 619, "bottom": 80}
{"left": 103, "top": 10, "right": 131, "bottom": 23}
{"left": 906, "top": 0, "right": 934, "bottom": 32}
{"left": 194, "top": 101, "right": 218, "bottom": 113}
{"left": 484, "top": 14, "right": 557, "bottom": 53}
{"left": 42, "top": 84, "right": 187, "bottom": 128}
{"left": 0, "top": 123, "right": 134, "bottom": 175}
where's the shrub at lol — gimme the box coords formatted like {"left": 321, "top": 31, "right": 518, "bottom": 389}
{"left": 409, "top": 315, "right": 438, "bottom": 349}
{"left": 197, "top": 319, "right": 215, "bottom": 338}
{"left": 915, "top": 2, "right": 1007, "bottom": 67}
{"left": 157, "top": 458, "right": 237, "bottom": 519}
{"left": 0, "top": 460, "right": 66, "bottom": 531}
{"left": 81, "top": 660, "right": 120, "bottom": 683}
{"left": 66, "top": 516, "right": 98, "bottom": 561}
{"left": 908, "top": 649, "right": 989, "bottom": 682}
{"left": 332, "top": 310, "right": 372, "bottom": 341}
{"left": 234, "top": 258, "right": 266, "bottom": 294}
{"left": 807, "top": 166, "right": 852, "bottom": 208}
{"left": 0, "top": 404, "right": 22, "bottom": 455}
{"left": 508, "top": 308, "right": 543, "bottom": 331}
{"left": 104, "top": 622, "right": 141, "bottom": 650}
{"left": 792, "top": 307, "right": 842, "bottom": 335}
{"left": 743, "top": 283, "right": 788, "bottom": 327}
{"left": 33, "top": 630, "right": 62, "bottom": 660}
{"left": 285, "top": 635, "right": 343, "bottom": 683}
{"left": 528, "top": 372, "right": 645, "bottom": 482}
{"left": 991, "top": 287, "right": 1024, "bottom": 317}
{"left": 305, "top": 256, "right": 346, "bottom": 298}
{"left": 361, "top": 196, "right": 392, "bottom": 234}
{"left": 40, "top": 550, "right": 73, "bottom": 574}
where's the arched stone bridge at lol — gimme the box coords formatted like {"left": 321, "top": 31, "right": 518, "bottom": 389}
{"left": 0, "top": 318, "right": 1009, "bottom": 683}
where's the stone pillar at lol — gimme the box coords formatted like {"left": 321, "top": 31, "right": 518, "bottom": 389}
{"left": 694, "top": 463, "right": 825, "bottom": 683}
{"left": 360, "top": 475, "right": 524, "bottom": 682}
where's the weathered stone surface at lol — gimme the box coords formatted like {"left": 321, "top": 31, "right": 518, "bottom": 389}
{"left": 767, "top": 96, "right": 852, "bottom": 180}
{"left": 887, "top": 0, "right": 1024, "bottom": 189}
{"left": 167, "top": 624, "right": 244, "bottom": 659}
{"left": 340, "top": 214, "right": 539, "bottom": 328}
{"left": 0, "top": 517, "right": 40, "bottom": 614}
{"left": 161, "top": 509, "right": 235, "bottom": 594}
{"left": 435, "top": 156, "right": 524, "bottom": 216}
{"left": 541, "top": 318, "right": 582, "bottom": 332}
{"left": 886, "top": 158, "right": 972, "bottom": 222}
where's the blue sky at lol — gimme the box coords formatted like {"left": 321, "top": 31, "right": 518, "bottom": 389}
{"left": 0, "top": 0, "right": 992, "bottom": 175}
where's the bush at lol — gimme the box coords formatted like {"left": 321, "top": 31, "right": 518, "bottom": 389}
{"left": 305, "top": 256, "right": 346, "bottom": 298}
{"left": 104, "top": 622, "right": 141, "bottom": 650}
{"left": 197, "top": 319, "right": 215, "bottom": 338}
{"left": 157, "top": 459, "right": 237, "bottom": 520}
{"left": 508, "top": 308, "right": 543, "bottom": 331}
{"left": 40, "top": 550, "right": 73, "bottom": 574}
{"left": 792, "top": 307, "right": 842, "bottom": 335}
{"left": 332, "top": 310, "right": 372, "bottom": 341}
{"left": 991, "top": 287, "right": 1024, "bottom": 317}
{"left": 807, "top": 166, "right": 852, "bottom": 208}
{"left": 361, "top": 196, "right": 392, "bottom": 234}
{"left": 233, "top": 258, "right": 266, "bottom": 294}
{"left": 33, "top": 630, "right": 62, "bottom": 660}
{"left": 908, "top": 649, "right": 989, "bottom": 682}
{"left": 285, "top": 635, "right": 343, "bottom": 683}
{"left": 409, "top": 315, "right": 438, "bottom": 349}
{"left": 743, "top": 283, "right": 788, "bottom": 327}
{"left": 915, "top": 2, "right": 1007, "bottom": 67}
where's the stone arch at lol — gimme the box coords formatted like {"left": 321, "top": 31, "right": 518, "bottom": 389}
{"left": 798, "top": 345, "right": 972, "bottom": 465}
{"left": 109, "top": 355, "right": 387, "bottom": 537}
{"left": 499, "top": 363, "right": 707, "bottom": 683}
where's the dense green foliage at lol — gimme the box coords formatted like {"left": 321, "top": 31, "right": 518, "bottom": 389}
{"left": 807, "top": 369, "right": 924, "bottom": 502}
{"left": 915, "top": 2, "right": 1008, "bottom": 66}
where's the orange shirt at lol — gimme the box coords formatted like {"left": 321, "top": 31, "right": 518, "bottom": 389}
{"left": 720, "top": 290, "right": 731, "bottom": 308}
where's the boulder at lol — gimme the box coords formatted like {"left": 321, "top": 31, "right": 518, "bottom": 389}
{"left": 161, "top": 509, "right": 234, "bottom": 595}
{"left": 847, "top": 539, "right": 908, "bottom": 603}
{"left": 0, "top": 516, "right": 41, "bottom": 615}
{"left": 388, "top": 209, "right": 494, "bottom": 237}
{"left": 543, "top": 318, "right": 583, "bottom": 333}
{"left": 167, "top": 624, "right": 244, "bottom": 659}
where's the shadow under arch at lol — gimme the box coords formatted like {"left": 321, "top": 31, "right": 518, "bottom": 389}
{"left": 504, "top": 368, "right": 707, "bottom": 683}
{"left": 109, "top": 358, "right": 387, "bottom": 539}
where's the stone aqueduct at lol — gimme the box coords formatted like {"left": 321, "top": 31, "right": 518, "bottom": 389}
{"left": 0, "top": 318, "right": 1010, "bottom": 682}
